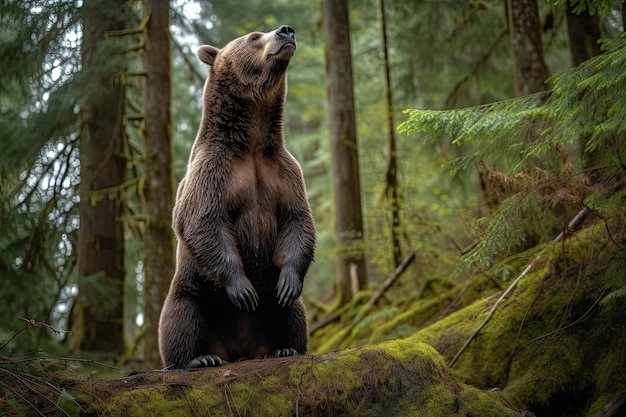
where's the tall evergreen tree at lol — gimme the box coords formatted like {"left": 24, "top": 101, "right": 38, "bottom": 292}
{"left": 69, "top": 0, "right": 127, "bottom": 354}
{"left": 379, "top": 0, "right": 402, "bottom": 268}
{"left": 506, "top": 0, "right": 549, "bottom": 96}
{"left": 1, "top": 1, "right": 83, "bottom": 353}
{"left": 322, "top": 0, "right": 367, "bottom": 304}
{"left": 142, "top": 0, "right": 174, "bottom": 369}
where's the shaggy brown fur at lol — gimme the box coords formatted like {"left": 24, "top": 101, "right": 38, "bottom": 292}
{"left": 158, "top": 25, "right": 315, "bottom": 369}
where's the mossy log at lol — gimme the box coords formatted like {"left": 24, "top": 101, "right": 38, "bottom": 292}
{"left": 1, "top": 340, "right": 532, "bottom": 416}
{"left": 410, "top": 224, "right": 626, "bottom": 416}
{"left": 307, "top": 215, "right": 626, "bottom": 417}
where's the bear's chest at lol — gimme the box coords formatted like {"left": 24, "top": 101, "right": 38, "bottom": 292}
{"left": 227, "top": 154, "right": 285, "bottom": 205}
{"left": 225, "top": 154, "right": 287, "bottom": 253}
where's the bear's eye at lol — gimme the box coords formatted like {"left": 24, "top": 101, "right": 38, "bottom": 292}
{"left": 250, "top": 34, "right": 260, "bottom": 41}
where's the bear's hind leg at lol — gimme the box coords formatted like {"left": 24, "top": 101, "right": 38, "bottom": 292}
{"left": 266, "top": 297, "right": 308, "bottom": 358}
{"left": 159, "top": 293, "right": 226, "bottom": 369}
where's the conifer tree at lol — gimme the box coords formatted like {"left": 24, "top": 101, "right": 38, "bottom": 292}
{"left": 142, "top": 0, "right": 174, "bottom": 369}
{"left": 322, "top": 0, "right": 367, "bottom": 303}
{"left": 1, "top": 1, "right": 85, "bottom": 353}
{"left": 69, "top": 0, "right": 127, "bottom": 354}
{"left": 506, "top": 0, "right": 549, "bottom": 96}
{"left": 399, "top": 32, "right": 626, "bottom": 270}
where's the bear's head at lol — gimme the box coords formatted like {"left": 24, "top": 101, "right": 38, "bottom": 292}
{"left": 197, "top": 25, "right": 296, "bottom": 101}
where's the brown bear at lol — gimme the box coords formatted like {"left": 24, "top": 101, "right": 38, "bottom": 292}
{"left": 158, "top": 25, "right": 316, "bottom": 369}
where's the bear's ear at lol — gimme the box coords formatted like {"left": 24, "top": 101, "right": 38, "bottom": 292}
{"left": 197, "top": 45, "right": 220, "bottom": 66}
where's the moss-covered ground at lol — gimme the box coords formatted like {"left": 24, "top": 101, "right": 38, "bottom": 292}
{"left": 1, "top": 340, "right": 529, "bottom": 416}
{"left": 309, "top": 216, "right": 626, "bottom": 417}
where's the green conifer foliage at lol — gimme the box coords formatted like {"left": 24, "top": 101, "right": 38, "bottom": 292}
{"left": 399, "top": 34, "right": 626, "bottom": 269}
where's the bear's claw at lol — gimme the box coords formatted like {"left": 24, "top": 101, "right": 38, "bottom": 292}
{"left": 187, "top": 354, "right": 225, "bottom": 368}
{"left": 225, "top": 277, "right": 259, "bottom": 312}
{"left": 274, "top": 348, "right": 300, "bottom": 357}
{"left": 276, "top": 268, "right": 302, "bottom": 307}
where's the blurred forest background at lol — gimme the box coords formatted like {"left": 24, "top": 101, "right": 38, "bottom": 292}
{"left": 1, "top": 0, "right": 626, "bottom": 414}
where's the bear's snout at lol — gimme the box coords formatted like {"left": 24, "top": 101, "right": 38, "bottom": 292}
{"left": 276, "top": 25, "right": 295, "bottom": 41}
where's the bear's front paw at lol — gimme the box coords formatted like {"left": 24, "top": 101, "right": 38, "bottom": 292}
{"left": 276, "top": 268, "right": 302, "bottom": 307}
{"left": 187, "top": 354, "right": 225, "bottom": 368}
{"left": 225, "top": 277, "right": 259, "bottom": 312}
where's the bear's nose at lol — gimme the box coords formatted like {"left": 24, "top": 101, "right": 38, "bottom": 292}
{"left": 277, "top": 25, "right": 295, "bottom": 40}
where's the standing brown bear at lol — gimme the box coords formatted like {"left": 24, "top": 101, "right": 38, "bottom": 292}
{"left": 158, "top": 25, "right": 316, "bottom": 369}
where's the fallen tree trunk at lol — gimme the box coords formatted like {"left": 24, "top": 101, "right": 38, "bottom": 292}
{"left": 2, "top": 339, "right": 531, "bottom": 417}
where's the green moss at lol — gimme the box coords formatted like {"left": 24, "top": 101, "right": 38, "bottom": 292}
{"left": 369, "top": 290, "right": 459, "bottom": 344}
{"left": 458, "top": 385, "right": 519, "bottom": 417}
{"left": 105, "top": 386, "right": 189, "bottom": 417}
{"left": 0, "top": 333, "right": 527, "bottom": 417}
{"left": 186, "top": 385, "right": 224, "bottom": 413}
{"left": 419, "top": 384, "right": 458, "bottom": 414}
{"left": 227, "top": 376, "right": 293, "bottom": 416}
{"left": 507, "top": 333, "right": 583, "bottom": 405}
{"left": 402, "top": 221, "right": 626, "bottom": 415}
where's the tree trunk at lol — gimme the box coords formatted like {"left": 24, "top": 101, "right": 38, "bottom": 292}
{"left": 70, "top": 0, "right": 126, "bottom": 354}
{"left": 380, "top": 0, "right": 402, "bottom": 268}
{"left": 566, "top": 6, "right": 601, "bottom": 67}
{"left": 565, "top": 5, "right": 602, "bottom": 178}
{"left": 142, "top": 0, "right": 174, "bottom": 369}
{"left": 481, "top": 0, "right": 550, "bottom": 209}
{"left": 322, "top": 0, "right": 367, "bottom": 304}
{"left": 506, "top": 0, "right": 549, "bottom": 96}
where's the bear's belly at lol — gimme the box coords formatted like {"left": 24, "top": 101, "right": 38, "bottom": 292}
{"left": 233, "top": 205, "right": 278, "bottom": 265}
{"left": 206, "top": 309, "right": 275, "bottom": 361}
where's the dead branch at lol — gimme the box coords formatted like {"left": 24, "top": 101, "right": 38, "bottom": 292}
{"left": 554, "top": 206, "right": 589, "bottom": 242}
{"left": 0, "top": 319, "right": 66, "bottom": 352}
{"left": 448, "top": 205, "right": 592, "bottom": 368}
{"left": 309, "top": 251, "right": 415, "bottom": 339}
{"left": 366, "top": 251, "right": 416, "bottom": 308}
{"left": 448, "top": 258, "right": 537, "bottom": 368}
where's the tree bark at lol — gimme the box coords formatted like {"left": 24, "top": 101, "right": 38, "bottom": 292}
{"left": 565, "top": 5, "right": 602, "bottom": 177}
{"left": 566, "top": 5, "right": 601, "bottom": 67}
{"left": 481, "top": 0, "right": 550, "bottom": 209}
{"left": 70, "top": 0, "right": 127, "bottom": 354}
{"left": 142, "top": 0, "right": 174, "bottom": 369}
{"left": 506, "top": 0, "right": 549, "bottom": 96}
{"left": 380, "top": 0, "right": 402, "bottom": 268}
{"left": 322, "top": 0, "right": 367, "bottom": 304}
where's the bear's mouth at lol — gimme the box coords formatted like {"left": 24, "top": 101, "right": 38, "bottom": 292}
{"left": 280, "top": 42, "right": 296, "bottom": 51}
{"left": 268, "top": 41, "right": 296, "bottom": 60}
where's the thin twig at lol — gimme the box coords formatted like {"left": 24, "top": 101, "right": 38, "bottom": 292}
{"left": 2, "top": 356, "right": 134, "bottom": 372}
{"left": 448, "top": 205, "right": 593, "bottom": 368}
{"left": 0, "top": 318, "right": 65, "bottom": 352}
{"left": 0, "top": 367, "right": 72, "bottom": 417}
{"left": 448, "top": 259, "right": 536, "bottom": 368}
{"left": 0, "top": 379, "right": 47, "bottom": 417}
{"left": 525, "top": 289, "right": 606, "bottom": 346}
